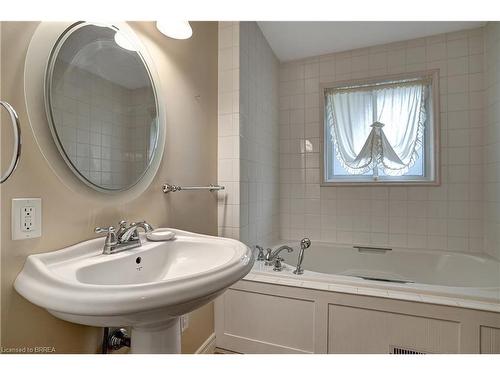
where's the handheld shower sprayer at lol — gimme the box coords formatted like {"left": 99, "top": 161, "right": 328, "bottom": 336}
{"left": 293, "top": 237, "right": 311, "bottom": 275}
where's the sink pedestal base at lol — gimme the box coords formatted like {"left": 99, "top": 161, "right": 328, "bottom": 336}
{"left": 130, "top": 318, "right": 181, "bottom": 354}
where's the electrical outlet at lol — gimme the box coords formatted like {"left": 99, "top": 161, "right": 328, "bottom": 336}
{"left": 22, "top": 206, "right": 34, "bottom": 232}
{"left": 12, "top": 198, "right": 42, "bottom": 240}
{"left": 180, "top": 315, "right": 189, "bottom": 332}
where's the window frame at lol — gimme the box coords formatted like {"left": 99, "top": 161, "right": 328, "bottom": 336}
{"left": 320, "top": 69, "right": 441, "bottom": 186}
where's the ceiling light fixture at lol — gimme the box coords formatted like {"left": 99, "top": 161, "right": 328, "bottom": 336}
{"left": 156, "top": 21, "right": 192, "bottom": 40}
{"left": 114, "top": 31, "right": 137, "bottom": 51}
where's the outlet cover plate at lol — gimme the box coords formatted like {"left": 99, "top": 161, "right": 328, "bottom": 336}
{"left": 12, "top": 198, "right": 42, "bottom": 240}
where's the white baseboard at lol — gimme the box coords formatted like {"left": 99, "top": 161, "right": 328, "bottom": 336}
{"left": 195, "top": 333, "right": 216, "bottom": 354}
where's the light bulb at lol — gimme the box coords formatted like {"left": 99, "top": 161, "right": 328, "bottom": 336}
{"left": 114, "top": 31, "right": 137, "bottom": 51}
{"left": 156, "top": 21, "right": 192, "bottom": 40}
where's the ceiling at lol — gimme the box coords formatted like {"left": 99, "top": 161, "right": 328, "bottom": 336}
{"left": 257, "top": 22, "right": 486, "bottom": 62}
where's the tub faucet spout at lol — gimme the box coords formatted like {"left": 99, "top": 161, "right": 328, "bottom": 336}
{"left": 265, "top": 245, "right": 293, "bottom": 265}
{"left": 293, "top": 238, "right": 311, "bottom": 275}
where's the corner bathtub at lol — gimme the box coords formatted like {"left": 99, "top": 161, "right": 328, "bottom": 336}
{"left": 215, "top": 241, "right": 500, "bottom": 354}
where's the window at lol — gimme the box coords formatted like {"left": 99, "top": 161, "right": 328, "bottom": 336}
{"left": 322, "top": 71, "right": 439, "bottom": 185}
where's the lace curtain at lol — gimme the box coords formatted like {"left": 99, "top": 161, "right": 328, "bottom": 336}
{"left": 325, "top": 81, "right": 427, "bottom": 176}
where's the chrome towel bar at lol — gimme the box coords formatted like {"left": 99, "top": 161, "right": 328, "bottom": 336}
{"left": 162, "top": 183, "right": 225, "bottom": 193}
{"left": 0, "top": 101, "right": 21, "bottom": 184}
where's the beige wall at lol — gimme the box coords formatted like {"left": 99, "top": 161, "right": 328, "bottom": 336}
{"left": 0, "top": 21, "right": 218, "bottom": 353}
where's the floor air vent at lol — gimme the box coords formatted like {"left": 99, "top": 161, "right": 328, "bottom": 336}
{"left": 390, "top": 346, "right": 427, "bottom": 354}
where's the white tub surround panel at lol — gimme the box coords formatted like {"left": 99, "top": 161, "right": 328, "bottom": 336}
{"left": 215, "top": 278, "right": 500, "bottom": 354}
{"left": 279, "top": 28, "right": 486, "bottom": 254}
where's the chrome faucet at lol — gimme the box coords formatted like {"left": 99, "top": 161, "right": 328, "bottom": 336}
{"left": 265, "top": 245, "right": 294, "bottom": 266}
{"left": 272, "top": 256, "right": 285, "bottom": 272}
{"left": 255, "top": 245, "right": 265, "bottom": 261}
{"left": 293, "top": 238, "right": 311, "bottom": 275}
{"left": 94, "top": 226, "right": 118, "bottom": 254}
{"left": 116, "top": 220, "right": 129, "bottom": 239}
{"left": 95, "top": 220, "right": 154, "bottom": 254}
{"left": 120, "top": 221, "right": 154, "bottom": 243}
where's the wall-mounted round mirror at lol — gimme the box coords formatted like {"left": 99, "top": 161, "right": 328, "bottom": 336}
{"left": 45, "top": 22, "right": 160, "bottom": 192}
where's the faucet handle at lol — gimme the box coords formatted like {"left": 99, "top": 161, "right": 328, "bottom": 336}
{"left": 255, "top": 245, "right": 265, "bottom": 261}
{"left": 264, "top": 248, "right": 273, "bottom": 264}
{"left": 273, "top": 256, "right": 284, "bottom": 272}
{"left": 265, "top": 248, "right": 272, "bottom": 258}
{"left": 116, "top": 220, "right": 128, "bottom": 238}
{"left": 125, "top": 222, "right": 140, "bottom": 241}
{"left": 95, "top": 226, "right": 118, "bottom": 252}
{"left": 95, "top": 226, "right": 116, "bottom": 234}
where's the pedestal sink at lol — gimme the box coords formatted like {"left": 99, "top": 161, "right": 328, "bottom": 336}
{"left": 14, "top": 228, "right": 253, "bottom": 353}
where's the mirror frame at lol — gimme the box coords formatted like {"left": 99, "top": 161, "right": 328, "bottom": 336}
{"left": 45, "top": 21, "right": 161, "bottom": 193}
{"left": 24, "top": 22, "right": 166, "bottom": 202}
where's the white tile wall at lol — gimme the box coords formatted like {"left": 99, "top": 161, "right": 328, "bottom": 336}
{"left": 217, "top": 21, "right": 280, "bottom": 247}
{"left": 218, "top": 22, "right": 242, "bottom": 240}
{"left": 239, "top": 22, "right": 280, "bottom": 247}
{"left": 217, "top": 23, "right": 500, "bottom": 259}
{"left": 279, "top": 28, "right": 487, "bottom": 254}
{"left": 484, "top": 22, "right": 500, "bottom": 260}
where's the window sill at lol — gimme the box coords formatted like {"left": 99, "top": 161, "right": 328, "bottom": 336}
{"left": 321, "top": 180, "right": 441, "bottom": 187}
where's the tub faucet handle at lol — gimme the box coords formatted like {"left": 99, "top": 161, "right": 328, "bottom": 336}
{"left": 264, "top": 248, "right": 274, "bottom": 265}
{"left": 273, "top": 256, "right": 284, "bottom": 272}
{"left": 265, "top": 248, "right": 272, "bottom": 260}
{"left": 255, "top": 245, "right": 265, "bottom": 261}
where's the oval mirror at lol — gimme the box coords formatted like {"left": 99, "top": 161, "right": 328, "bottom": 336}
{"left": 45, "top": 22, "right": 160, "bottom": 192}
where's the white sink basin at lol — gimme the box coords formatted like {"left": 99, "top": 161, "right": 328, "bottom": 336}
{"left": 14, "top": 228, "right": 253, "bottom": 353}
